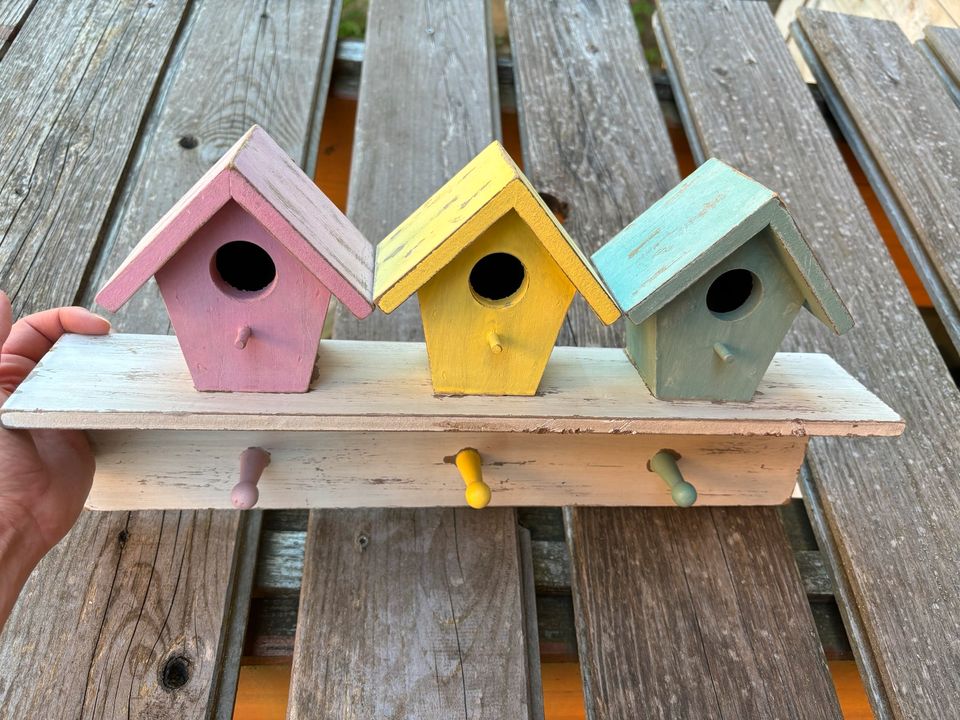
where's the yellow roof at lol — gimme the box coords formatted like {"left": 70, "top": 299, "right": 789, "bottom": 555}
{"left": 374, "top": 141, "right": 619, "bottom": 324}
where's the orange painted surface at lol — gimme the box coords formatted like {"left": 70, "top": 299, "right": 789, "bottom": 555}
{"left": 233, "top": 663, "right": 291, "bottom": 720}
{"left": 542, "top": 662, "right": 587, "bottom": 720}
{"left": 831, "top": 660, "right": 875, "bottom": 720}
{"left": 314, "top": 94, "right": 356, "bottom": 212}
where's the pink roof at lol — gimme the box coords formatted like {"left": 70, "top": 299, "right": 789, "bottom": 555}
{"left": 96, "top": 125, "right": 374, "bottom": 319}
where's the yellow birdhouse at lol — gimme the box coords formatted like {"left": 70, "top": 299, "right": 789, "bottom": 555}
{"left": 374, "top": 141, "right": 620, "bottom": 395}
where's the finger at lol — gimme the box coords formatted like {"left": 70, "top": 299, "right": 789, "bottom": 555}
{"left": 2, "top": 306, "right": 110, "bottom": 364}
{"left": 0, "top": 353, "right": 38, "bottom": 397}
{"left": 0, "top": 291, "right": 11, "bottom": 350}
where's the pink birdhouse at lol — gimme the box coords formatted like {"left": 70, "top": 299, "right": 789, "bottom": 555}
{"left": 96, "top": 125, "right": 374, "bottom": 393}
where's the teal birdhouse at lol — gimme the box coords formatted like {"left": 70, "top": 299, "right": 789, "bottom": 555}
{"left": 592, "top": 159, "right": 854, "bottom": 402}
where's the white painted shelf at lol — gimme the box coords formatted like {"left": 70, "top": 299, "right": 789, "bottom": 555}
{"left": 0, "top": 334, "right": 903, "bottom": 510}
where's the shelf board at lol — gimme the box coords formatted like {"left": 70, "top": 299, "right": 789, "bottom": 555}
{"left": 1, "top": 333, "right": 903, "bottom": 437}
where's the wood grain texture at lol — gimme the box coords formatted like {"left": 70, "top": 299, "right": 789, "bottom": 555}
{"left": 774, "top": 0, "right": 960, "bottom": 81}
{"left": 0, "top": 0, "right": 188, "bottom": 317}
{"left": 658, "top": 2, "right": 960, "bottom": 716}
{"left": 0, "top": 0, "right": 33, "bottom": 46}
{"left": 509, "top": 1, "right": 843, "bottom": 718}
{"left": 0, "top": 1, "right": 248, "bottom": 716}
{"left": 80, "top": 430, "right": 809, "bottom": 510}
{"left": 0, "top": 1, "right": 342, "bottom": 717}
{"left": 290, "top": 509, "right": 530, "bottom": 718}
{"left": 2, "top": 335, "right": 902, "bottom": 437}
{"left": 508, "top": 0, "right": 680, "bottom": 348}
{"left": 80, "top": 0, "right": 342, "bottom": 333}
{"left": 923, "top": 25, "right": 960, "bottom": 98}
{"left": 796, "top": 10, "right": 960, "bottom": 351}
{"left": 568, "top": 507, "right": 842, "bottom": 719}
{"left": 0, "top": 510, "right": 243, "bottom": 719}
{"left": 291, "top": 0, "right": 535, "bottom": 717}
{"left": 332, "top": 0, "right": 500, "bottom": 341}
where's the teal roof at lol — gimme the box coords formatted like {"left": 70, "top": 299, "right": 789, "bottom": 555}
{"left": 592, "top": 158, "right": 853, "bottom": 333}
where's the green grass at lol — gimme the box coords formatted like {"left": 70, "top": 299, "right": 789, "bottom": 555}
{"left": 338, "top": 0, "right": 367, "bottom": 40}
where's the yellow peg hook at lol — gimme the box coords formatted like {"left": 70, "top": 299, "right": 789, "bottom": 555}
{"left": 454, "top": 448, "right": 491, "bottom": 509}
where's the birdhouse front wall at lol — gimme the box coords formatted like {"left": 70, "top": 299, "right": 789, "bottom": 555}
{"left": 626, "top": 228, "right": 805, "bottom": 402}
{"left": 418, "top": 209, "right": 576, "bottom": 395}
{"left": 155, "top": 200, "right": 330, "bottom": 393}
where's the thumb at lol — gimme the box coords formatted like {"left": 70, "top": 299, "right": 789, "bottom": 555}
{"left": 0, "top": 291, "right": 11, "bottom": 350}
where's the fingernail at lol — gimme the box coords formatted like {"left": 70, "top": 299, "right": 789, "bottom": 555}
{"left": 77, "top": 306, "right": 112, "bottom": 329}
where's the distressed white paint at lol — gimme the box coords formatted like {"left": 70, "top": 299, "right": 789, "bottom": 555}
{"left": 1, "top": 334, "right": 904, "bottom": 437}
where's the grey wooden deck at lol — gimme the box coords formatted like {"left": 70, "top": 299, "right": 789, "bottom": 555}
{"left": 0, "top": 1, "right": 956, "bottom": 718}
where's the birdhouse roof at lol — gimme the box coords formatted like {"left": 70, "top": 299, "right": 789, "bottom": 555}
{"left": 591, "top": 158, "right": 853, "bottom": 333}
{"left": 373, "top": 141, "right": 620, "bottom": 324}
{"left": 95, "top": 125, "right": 374, "bottom": 319}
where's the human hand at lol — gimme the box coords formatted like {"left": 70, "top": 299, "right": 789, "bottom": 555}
{"left": 0, "top": 291, "right": 111, "bottom": 564}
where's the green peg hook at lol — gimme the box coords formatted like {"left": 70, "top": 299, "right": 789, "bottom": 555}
{"left": 648, "top": 450, "right": 697, "bottom": 508}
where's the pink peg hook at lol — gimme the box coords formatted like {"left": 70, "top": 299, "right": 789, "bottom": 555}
{"left": 231, "top": 447, "right": 271, "bottom": 509}
{"left": 235, "top": 325, "right": 252, "bottom": 349}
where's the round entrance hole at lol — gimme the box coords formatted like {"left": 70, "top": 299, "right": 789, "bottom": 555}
{"left": 213, "top": 241, "right": 276, "bottom": 296}
{"left": 706, "top": 268, "right": 760, "bottom": 319}
{"left": 469, "top": 252, "right": 526, "bottom": 305}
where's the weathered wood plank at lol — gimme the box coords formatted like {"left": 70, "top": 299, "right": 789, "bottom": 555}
{"left": 919, "top": 25, "right": 960, "bottom": 106}
{"left": 794, "top": 11, "right": 960, "bottom": 352}
{"left": 0, "top": 1, "right": 342, "bottom": 717}
{"left": 0, "top": 0, "right": 188, "bottom": 317}
{"left": 2, "top": 334, "right": 900, "bottom": 510}
{"left": 568, "top": 508, "right": 841, "bottom": 719}
{"left": 254, "top": 526, "right": 836, "bottom": 601}
{"left": 518, "top": 528, "right": 546, "bottom": 720}
{"left": 4, "top": 336, "right": 902, "bottom": 437}
{"left": 0, "top": 0, "right": 33, "bottom": 47}
{"left": 508, "top": 0, "right": 677, "bottom": 348}
{"left": 332, "top": 0, "right": 500, "bottom": 342}
{"left": 290, "top": 510, "right": 532, "bottom": 718}
{"left": 508, "top": 1, "right": 842, "bottom": 718}
{"left": 925, "top": 24, "right": 960, "bottom": 77}
{"left": 81, "top": 0, "right": 342, "bottom": 333}
{"left": 0, "top": 1, "right": 216, "bottom": 715}
{"left": 290, "top": 1, "right": 535, "bottom": 717}
{"left": 658, "top": 2, "right": 960, "bottom": 716}
{"left": 775, "top": 0, "right": 960, "bottom": 81}
{"left": 0, "top": 510, "right": 244, "bottom": 718}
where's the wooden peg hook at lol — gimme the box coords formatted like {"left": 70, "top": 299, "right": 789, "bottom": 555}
{"left": 454, "top": 448, "right": 491, "bottom": 509}
{"left": 648, "top": 450, "right": 697, "bottom": 507}
{"left": 235, "top": 325, "right": 252, "bottom": 350}
{"left": 231, "top": 447, "right": 271, "bottom": 509}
